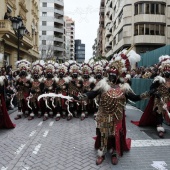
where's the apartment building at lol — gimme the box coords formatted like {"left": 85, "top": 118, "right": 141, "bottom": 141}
{"left": 97, "top": 0, "right": 105, "bottom": 57}
{"left": 0, "top": 0, "right": 39, "bottom": 68}
{"left": 39, "top": 0, "right": 65, "bottom": 61}
{"left": 103, "top": 0, "right": 170, "bottom": 58}
{"left": 75, "top": 39, "right": 85, "bottom": 64}
{"left": 65, "top": 16, "right": 75, "bottom": 60}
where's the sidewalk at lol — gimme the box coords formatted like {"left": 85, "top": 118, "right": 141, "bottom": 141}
{"left": 0, "top": 105, "right": 170, "bottom": 170}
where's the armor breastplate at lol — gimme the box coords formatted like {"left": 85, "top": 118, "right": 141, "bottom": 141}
{"left": 32, "top": 81, "right": 41, "bottom": 92}
{"left": 99, "top": 87, "right": 126, "bottom": 121}
{"left": 44, "top": 80, "right": 54, "bottom": 90}
{"left": 83, "top": 81, "right": 91, "bottom": 91}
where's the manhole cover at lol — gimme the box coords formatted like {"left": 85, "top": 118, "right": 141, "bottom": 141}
{"left": 141, "top": 129, "right": 170, "bottom": 139}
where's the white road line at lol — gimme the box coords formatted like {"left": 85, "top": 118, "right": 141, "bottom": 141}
{"left": 14, "top": 144, "right": 26, "bottom": 155}
{"left": 22, "top": 166, "right": 30, "bottom": 170}
{"left": 29, "top": 130, "right": 36, "bottom": 137}
{"left": 151, "top": 161, "right": 168, "bottom": 170}
{"left": 49, "top": 121, "right": 54, "bottom": 126}
{"left": 1, "top": 167, "right": 8, "bottom": 170}
{"left": 43, "top": 130, "right": 49, "bottom": 137}
{"left": 38, "top": 121, "right": 43, "bottom": 126}
{"left": 132, "top": 139, "right": 170, "bottom": 147}
{"left": 32, "top": 144, "right": 42, "bottom": 154}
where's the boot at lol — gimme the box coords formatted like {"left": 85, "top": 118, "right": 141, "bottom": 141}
{"left": 96, "top": 149, "right": 105, "bottom": 165}
{"left": 55, "top": 113, "right": 61, "bottom": 121}
{"left": 157, "top": 126, "right": 165, "bottom": 138}
{"left": 37, "top": 111, "right": 42, "bottom": 118}
{"left": 111, "top": 152, "right": 118, "bottom": 165}
{"left": 43, "top": 113, "right": 48, "bottom": 121}
{"left": 81, "top": 112, "right": 85, "bottom": 121}
{"left": 49, "top": 111, "right": 53, "bottom": 118}
{"left": 14, "top": 115, "right": 22, "bottom": 120}
{"left": 28, "top": 113, "right": 34, "bottom": 120}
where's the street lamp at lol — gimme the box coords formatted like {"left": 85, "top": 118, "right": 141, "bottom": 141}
{"left": 11, "top": 16, "right": 26, "bottom": 61}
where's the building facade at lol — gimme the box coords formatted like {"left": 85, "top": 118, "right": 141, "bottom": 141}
{"left": 39, "top": 0, "right": 65, "bottom": 62}
{"left": 75, "top": 39, "right": 85, "bottom": 64}
{"left": 65, "top": 16, "right": 75, "bottom": 60}
{"left": 0, "top": 0, "right": 39, "bottom": 68}
{"left": 99, "top": 0, "right": 170, "bottom": 58}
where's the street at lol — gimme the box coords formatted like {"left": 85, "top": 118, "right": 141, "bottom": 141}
{"left": 0, "top": 105, "right": 170, "bottom": 170}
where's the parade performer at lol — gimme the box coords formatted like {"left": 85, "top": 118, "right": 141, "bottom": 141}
{"left": 42, "top": 61, "right": 57, "bottom": 121}
{"left": 55, "top": 63, "right": 70, "bottom": 121}
{"left": 80, "top": 63, "right": 96, "bottom": 120}
{"left": 15, "top": 60, "right": 31, "bottom": 120}
{"left": 0, "top": 76, "right": 15, "bottom": 129}
{"left": 77, "top": 50, "right": 148, "bottom": 165}
{"left": 28, "top": 60, "right": 45, "bottom": 120}
{"left": 132, "top": 55, "right": 170, "bottom": 138}
{"left": 68, "top": 62, "right": 83, "bottom": 120}
{"left": 92, "top": 64, "right": 104, "bottom": 119}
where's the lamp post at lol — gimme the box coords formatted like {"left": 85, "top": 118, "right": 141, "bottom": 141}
{"left": 11, "top": 16, "right": 26, "bottom": 61}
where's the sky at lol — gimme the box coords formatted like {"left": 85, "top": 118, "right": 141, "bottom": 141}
{"left": 64, "top": 0, "right": 100, "bottom": 62}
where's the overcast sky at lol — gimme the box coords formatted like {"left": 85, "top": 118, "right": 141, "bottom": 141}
{"left": 64, "top": 0, "right": 100, "bottom": 62}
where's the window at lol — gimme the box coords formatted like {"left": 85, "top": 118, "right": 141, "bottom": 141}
{"left": 150, "top": 24, "right": 155, "bottom": 35}
{"left": 42, "top": 2, "right": 47, "bottom": 7}
{"left": 42, "top": 21, "right": 47, "bottom": 26}
{"left": 42, "top": 40, "right": 46, "bottom": 45}
{"left": 139, "top": 3, "right": 144, "bottom": 14}
{"left": 42, "top": 50, "right": 46, "bottom": 55}
{"left": 161, "top": 4, "right": 165, "bottom": 15}
{"left": 135, "top": 2, "right": 165, "bottom": 15}
{"left": 42, "top": 12, "right": 47, "bottom": 16}
{"left": 134, "top": 25, "right": 138, "bottom": 35}
{"left": 151, "top": 4, "right": 155, "bottom": 14}
{"left": 134, "top": 24, "right": 165, "bottom": 36}
{"left": 135, "top": 4, "right": 138, "bottom": 15}
{"left": 145, "top": 24, "right": 149, "bottom": 35}
{"left": 160, "top": 25, "right": 164, "bottom": 35}
{"left": 42, "top": 31, "right": 46, "bottom": 35}
{"left": 155, "top": 25, "right": 159, "bottom": 35}
{"left": 145, "top": 4, "right": 150, "bottom": 14}
{"left": 113, "top": 36, "right": 116, "bottom": 45}
{"left": 139, "top": 24, "right": 144, "bottom": 35}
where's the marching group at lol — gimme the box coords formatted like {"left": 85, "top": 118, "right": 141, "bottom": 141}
{"left": 1, "top": 49, "right": 170, "bottom": 165}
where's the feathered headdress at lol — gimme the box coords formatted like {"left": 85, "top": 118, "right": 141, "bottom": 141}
{"left": 68, "top": 62, "right": 81, "bottom": 74}
{"left": 45, "top": 60, "right": 57, "bottom": 74}
{"left": 93, "top": 64, "right": 103, "bottom": 74}
{"left": 15, "top": 59, "right": 31, "bottom": 72}
{"left": 159, "top": 55, "right": 170, "bottom": 72}
{"left": 32, "top": 60, "right": 45, "bottom": 75}
{"left": 81, "top": 63, "right": 92, "bottom": 75}
{"left": 107, "top": 49, "right": 141, "bottom": 76}
{"left": 57, "top": 64, "right": 68, "bottom": 74}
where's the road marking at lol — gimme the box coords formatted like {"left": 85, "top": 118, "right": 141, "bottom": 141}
{"left": 43, "top": 130, "right": 49, "bottom": 137}
{"left": 33, "top": 144, "right": 42, "bottom": 154}
{"left": 49, "top": 121, "right": 54, "bottom": 126}
{"left": 29, "top": 130, "right": 36, "bottom": 137}
{"left": 38, "top": 121, "right": 43, "bottom": 126}
{"left": 15, "top": 144, "right": 26, "bottom": 155}
{"left": 22, "top": 167, "right": 29, "bottom": 170}
{"left": 151, "top": 161, "right": 168, "bottom": 170}
{"left": 1, "top": 167, "right": 8, "bottom": 170}
{"left": 132, "top": 139, "right": 170, "bottom": 147}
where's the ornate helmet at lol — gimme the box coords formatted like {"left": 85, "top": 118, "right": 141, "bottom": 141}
{"left": 68, "top": 62, "right": 81, "bottom": 74}
{"left": 81, "top": 63, "right": 92, "bottom": 75}
{"left": 93, "top": 64, "right": 103, "bottom": 75}
{"left": 15, "top": 59, "right": 31, "bottom": 72}
{"left": 32, "top": 60, "right": 45, "bottom": 77}
{"left": 57, "top": 64, "right": 68, "bottom": 75}
{"left": 107, "top": 49, "right": 141, "bottom": 77}
{"left": 159, "top": 55, "right": 170, "bottom": 72}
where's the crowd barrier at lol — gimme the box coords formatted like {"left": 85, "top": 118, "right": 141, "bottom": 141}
{"left": 131, "top": 78, "right": 153, "bottom": 111}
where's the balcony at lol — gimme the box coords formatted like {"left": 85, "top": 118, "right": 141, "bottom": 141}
{"left": 100, "top": 7, "right": 104, "bottom": 14}
{"left": 54, "top": 9, "right": 64, "bottom": 15}
{"left": 54, "top": 46, "right": 65, "bottom": 51}
{"left": 0, "top": 20, "right": 33, "bottom": 49}
{"left": 54, "top": 0, "right": 64, "bottom": 6}
{"left": 54, "top": 18, "right": 64, "bottom": 24}
{"left": 54, "top": 27, "right": 64, "bottom": 33}
{"left": 54, "top": 37, "right": 64, "bottom": 42}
